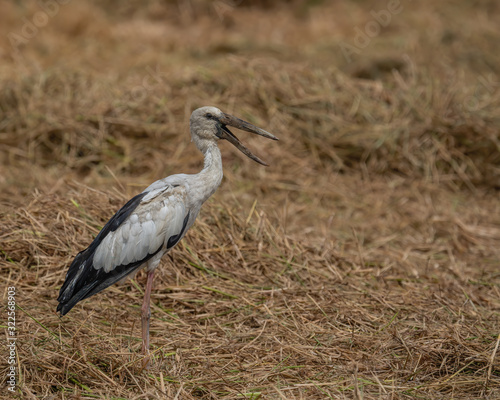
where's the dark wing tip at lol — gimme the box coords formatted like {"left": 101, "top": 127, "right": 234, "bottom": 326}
{"left": 56, "top": 302, "right": 69, "bottom": 316}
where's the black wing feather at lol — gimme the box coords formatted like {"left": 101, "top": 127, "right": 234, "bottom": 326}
{"left": 57, "top": 193, "right": 191, "bottom": 316}
{"left": 57, "top": 192, "right": 150, "bottom": 315}
{"left": 56, "top": 246, "right": 162, "bottom": 315}
{"left": 166, "top": 212, "right": 190, "bottom": 249}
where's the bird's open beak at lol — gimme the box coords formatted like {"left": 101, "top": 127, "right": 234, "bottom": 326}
{"left": 218, "top": 113, "right": 278, "bottom": 166}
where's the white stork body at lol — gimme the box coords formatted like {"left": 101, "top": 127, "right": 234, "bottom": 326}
{"left": 93, "top": 146, "right": 223, "bottom": 276}
{"left": 57, "top": 106, "right": 277, "bottom": 365}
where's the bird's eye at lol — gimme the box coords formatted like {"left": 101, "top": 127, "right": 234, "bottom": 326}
{"left": 206, "top": 113, "right": 213, "bottom": 119}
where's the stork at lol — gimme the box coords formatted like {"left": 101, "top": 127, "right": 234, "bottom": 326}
{"left": 57, "top": 106, "right": 277, "bottom": 365}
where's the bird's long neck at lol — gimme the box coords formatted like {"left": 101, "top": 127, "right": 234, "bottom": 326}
{"left": 193, "top": 142, "right": 223, "bottom": 204}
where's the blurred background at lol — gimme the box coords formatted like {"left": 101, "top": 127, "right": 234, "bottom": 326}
{"left": 1, "top": 1, "right": 499, "bottom": 228}
{"left": 1, "top": 1, "right": 499, "bottom": 398}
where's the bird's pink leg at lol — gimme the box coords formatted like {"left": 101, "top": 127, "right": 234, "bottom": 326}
{"left": 141, "top": 269, "right": 155, "bottom": 366}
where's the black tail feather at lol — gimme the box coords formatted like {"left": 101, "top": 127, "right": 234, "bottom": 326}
{"left": 57, "top": 244, "right": 162, "bottom": 316}
{"left": 56, "top": 261, "right": 145, "bottom": 315}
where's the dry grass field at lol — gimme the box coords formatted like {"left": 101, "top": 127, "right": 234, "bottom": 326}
{"left": 1, "top": 0, "right": 500, "bottom": 398}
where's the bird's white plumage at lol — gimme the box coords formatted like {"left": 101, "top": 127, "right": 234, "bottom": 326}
{"left": 93, "top": 185, "right": 189, "bottom": 273}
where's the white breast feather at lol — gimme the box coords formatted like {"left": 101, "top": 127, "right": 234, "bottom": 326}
{"left": 93, "top": 186, "right": 188, "bottom": 273}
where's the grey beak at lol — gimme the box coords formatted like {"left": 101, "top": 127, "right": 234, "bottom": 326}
{"left": 218, "top": 113, "right": 278, "bottom": 166}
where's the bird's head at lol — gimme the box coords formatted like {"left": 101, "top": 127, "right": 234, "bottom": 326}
{"left": 190, "top": 106, "right": 278, "bottom": 166}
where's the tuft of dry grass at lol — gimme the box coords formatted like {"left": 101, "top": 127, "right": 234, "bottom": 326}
{"left": 1, "top": 1, "right": 500, "bottom": 399}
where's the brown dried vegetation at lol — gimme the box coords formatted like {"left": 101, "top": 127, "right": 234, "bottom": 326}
{"left": 1, "top": 0, "right": 500, "bottom": 398}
